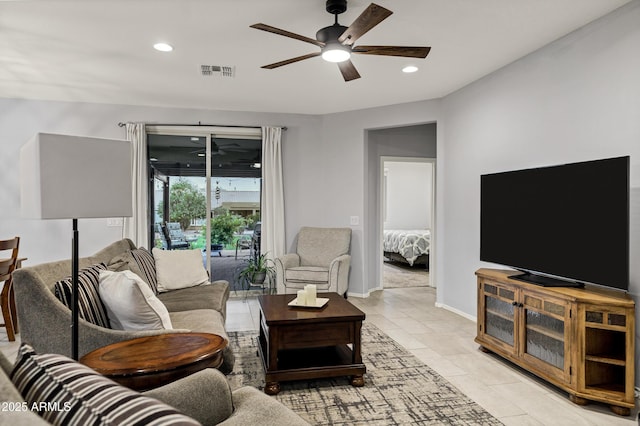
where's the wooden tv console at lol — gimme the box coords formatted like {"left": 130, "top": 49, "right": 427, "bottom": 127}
{"left": 475, "top": 268, "right": 635, "bottom": 416}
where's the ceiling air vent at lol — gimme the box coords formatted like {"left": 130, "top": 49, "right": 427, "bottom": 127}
{"left": 201, "top": 65, "right": 235, "bottom": 78}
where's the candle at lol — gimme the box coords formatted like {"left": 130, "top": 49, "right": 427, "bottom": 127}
{"left": 297, "top": 289, "right": 307, "bottom": 306}
{"left": 305, "top": 284, "right": 317, "bottom": 306}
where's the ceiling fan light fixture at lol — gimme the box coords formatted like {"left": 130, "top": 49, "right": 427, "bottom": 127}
{"left": 402, "top": 65, "right": 419, "bottom": 73}
{"left": 322, "top": 43, "right": 351, "bottom": 63}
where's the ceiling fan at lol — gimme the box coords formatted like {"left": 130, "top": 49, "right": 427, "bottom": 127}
{"left": 251, "top": 0, "right": 431, "bottom": 81}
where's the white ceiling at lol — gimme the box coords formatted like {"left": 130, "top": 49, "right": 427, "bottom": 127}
{"left": 0, "top": 0, "right": 631, "bottom": 115}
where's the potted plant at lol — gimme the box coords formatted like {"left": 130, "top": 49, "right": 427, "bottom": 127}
{"left": 237, "top": 253, "right": 275, "bottom": 286}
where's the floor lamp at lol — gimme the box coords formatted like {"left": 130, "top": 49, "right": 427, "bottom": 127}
{"left": 20, "top": 133, "right": 133, "bottom": 360}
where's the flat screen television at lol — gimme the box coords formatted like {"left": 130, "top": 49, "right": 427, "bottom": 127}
{"left": 480, "top": 156, "right": 629, "bottom": 290}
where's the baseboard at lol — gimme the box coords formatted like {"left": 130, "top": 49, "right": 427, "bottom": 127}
{"left": 435, "top": 302, "right": 477, "bottom": 323}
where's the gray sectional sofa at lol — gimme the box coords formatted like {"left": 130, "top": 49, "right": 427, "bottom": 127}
{"left": 11, "top": 238, "right": 234, "bottom": 372}
{"left": 0, "top": 349, "right": 309, "bottom": 425}
{"left": 5, "top": 238, "right": 311, "bottom": 425}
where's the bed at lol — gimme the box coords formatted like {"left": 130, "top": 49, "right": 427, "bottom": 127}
{"left": 383, "top": 229, "right": 430, "bottom": 267}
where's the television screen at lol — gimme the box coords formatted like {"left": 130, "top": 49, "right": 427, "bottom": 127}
{"left": 480, "top": 156, "right": 629, "bottom": 290}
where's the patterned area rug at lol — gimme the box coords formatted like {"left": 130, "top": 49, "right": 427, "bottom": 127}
{"left": 226, "top": 323, "right": 502, "bottom": 425}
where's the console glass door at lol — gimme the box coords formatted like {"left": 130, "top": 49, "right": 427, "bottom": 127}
{"left": 483, "top": 283, "right": 516, "bottom": 347}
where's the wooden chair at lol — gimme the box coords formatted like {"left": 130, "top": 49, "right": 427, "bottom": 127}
{"left": 0, "top": 237, "right": 20, "bottom": 341}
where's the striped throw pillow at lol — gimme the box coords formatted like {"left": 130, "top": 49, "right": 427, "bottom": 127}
{"left": 54, "top": 263, "right": 110, "bottom": 328}
{"left": 130, "top": 248, "right": 158, "bottom": 294}
{"left": 108, "top": 248, "right": 159, "bottom": 294}
{"left": 11, "top": 344, "right": 201, "bottom": 425}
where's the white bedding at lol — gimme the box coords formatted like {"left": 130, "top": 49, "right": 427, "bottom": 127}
{"left": 383, "top": 229, "right": 431, "bottom": 266}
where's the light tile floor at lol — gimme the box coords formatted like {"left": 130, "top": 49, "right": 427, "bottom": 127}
{"left": 2, "top": 286, "right": 637, "bottom": 425}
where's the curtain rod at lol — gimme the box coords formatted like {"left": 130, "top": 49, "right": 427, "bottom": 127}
{"left": 117, "top": 122, "right": 287, "bottom": 131}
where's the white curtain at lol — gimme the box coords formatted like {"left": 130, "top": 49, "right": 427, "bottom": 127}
{"left": 123, "top": 123, "right": 148, "bottom": 247}
{"left": 260, "top": 126, "right": 286, "bottom": 260}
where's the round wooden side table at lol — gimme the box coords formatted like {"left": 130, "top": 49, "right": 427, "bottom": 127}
{"left": 80, "top": 332, "right": 227, "bottom": 391}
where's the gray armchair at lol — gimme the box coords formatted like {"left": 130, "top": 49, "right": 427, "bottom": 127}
{"left": 275, "top": 227, "right": 352, "bottom": 296}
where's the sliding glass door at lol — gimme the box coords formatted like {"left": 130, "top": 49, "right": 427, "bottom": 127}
{"left": 146, "top": 126, "right": 262, "bottom": 283}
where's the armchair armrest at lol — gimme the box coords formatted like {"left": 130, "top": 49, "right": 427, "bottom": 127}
{"left": 329, "top": 254, "right": 350, "bottom": 267}
{"left": 276, "top": 253, "right": 300, "bottom": 270}
{"left": 144, "top": 368, "right": 233, "bottom": 425}
{"left": 328, "top": 254, "right": 351, "bottom": 296}
{"left": 275, "top": 254, "right": 300, "bottom": 294}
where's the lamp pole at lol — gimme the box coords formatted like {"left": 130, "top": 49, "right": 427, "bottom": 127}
{"left": 72, "top": 218, "right": 79, "bottom": 360}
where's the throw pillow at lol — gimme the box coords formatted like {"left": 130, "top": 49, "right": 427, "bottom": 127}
{"left": 54, "top": 263, "right": 110, "bottom": 329}
{"left": 152, "top": 248, "right": 209, "bottom": 293}
{"left": 11, "top": 344, "right": 201, "bottom": 425}
{"left": 108, "top": 247, "right": 159, "bottom": 294}
{"left": 98, "top": 270, "right": 173, "bottom": 331}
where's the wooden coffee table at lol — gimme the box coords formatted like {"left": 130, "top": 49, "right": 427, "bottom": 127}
{"left": 257, "top": 292, "right": 366, "bottom": 395}
{"left": 80, "top": 333, "right": 227, "bottom": 391}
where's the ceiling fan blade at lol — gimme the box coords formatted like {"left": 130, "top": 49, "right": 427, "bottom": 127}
{"left": 250, "top": 23, "right": 325, "bottom": 48}
{"left": 338, "top": 3, "right": 393, "bottom": 46}
{"left": 353, "top": 45, "right": 431, "bottom": 58}
{"left": 337, "top": 60, "right": 361, "bottom": 82}
{"left": 261, "top": 52, "right": 321, "bottom": 69}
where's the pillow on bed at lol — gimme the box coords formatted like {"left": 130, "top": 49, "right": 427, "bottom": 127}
{"left": 152, "top": 248, "right": 209, "bottom": 293}
{"left": 98, "top": 270, "right": 172, "bottom": 330}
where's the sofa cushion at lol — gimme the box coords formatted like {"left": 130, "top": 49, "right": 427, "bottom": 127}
{"left": 169, "top": 309, "right": 234, "bottom": 374}
{"left": 54, "top": 263, "right": 111, "bottom": 328}
{"left": 152, "top": 248, "right": 209, "bottom": 292}
{"left": 98, "top": 270, "right": 173, "bottom": 331}
{"left": 10, "top": 344, "right": 201, "bottom": 425}
{"left": 285, "top": 266, "right": 329, "bottom": 284}
{"left": 108, "top": 247, "right": 158, "bottom": 294}
{"left": 157, "top": 281, "right": 229, "bottom": 320}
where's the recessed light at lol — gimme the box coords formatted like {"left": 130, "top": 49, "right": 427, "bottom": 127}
{"left": 153, "top": 42, "right": 173, "bottom": 52}
{"left": 402, "top": 65, "right": 418, "bottom": 73}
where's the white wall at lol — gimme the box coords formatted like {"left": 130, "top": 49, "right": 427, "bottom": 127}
{"left": 320, "top": 102, "right": 443, "bottom": 298}
{"left": 439, "top": 0, "right": 640, "bottom": 317}
{"left": 384, "top": 161, "right": 432, "bottom": 230}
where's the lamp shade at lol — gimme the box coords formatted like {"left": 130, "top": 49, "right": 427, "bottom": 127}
{"left": 20, "top": 133, "right": 133, "bottom": 219}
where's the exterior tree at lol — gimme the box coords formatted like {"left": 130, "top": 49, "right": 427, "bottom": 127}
{"left": 160, "top": 179, "right": 206, "bottom": 230}
{"left": 208, "top": 208, "right": 246, "bottom": 246}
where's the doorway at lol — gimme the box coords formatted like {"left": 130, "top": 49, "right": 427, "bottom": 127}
{"left": 365, "top": 122, "right": 437, "bottom": 294}
{"left": 380, "top": 157, "right": 434, "bottom": 288}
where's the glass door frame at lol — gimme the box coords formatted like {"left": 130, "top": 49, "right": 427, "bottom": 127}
{"left": 146, "top": 125, "right": 261, "bottom": 275}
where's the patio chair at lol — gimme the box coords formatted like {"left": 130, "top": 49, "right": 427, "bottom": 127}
{"left": 235, "top": 234, "right": 252, "bottom": 260}
{"left": 162, "top": 223, "right": 190, "bottom": 250}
